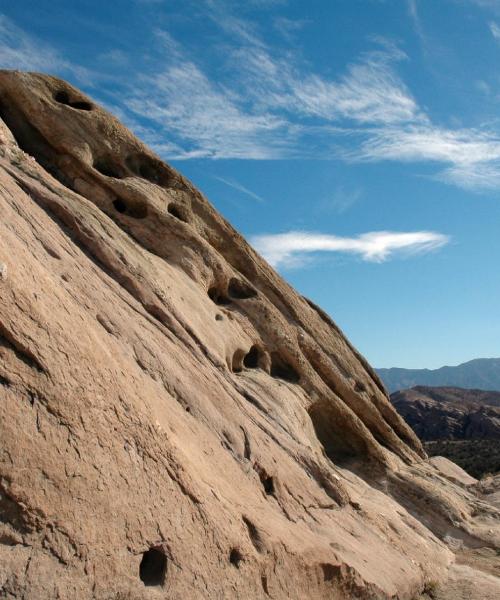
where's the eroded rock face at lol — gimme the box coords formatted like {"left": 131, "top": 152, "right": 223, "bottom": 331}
{"left": 0, "top": 71, "right": 499, "bottom": 600}
{"left": 391, "top": 386, "right": 500, "bottom": 441}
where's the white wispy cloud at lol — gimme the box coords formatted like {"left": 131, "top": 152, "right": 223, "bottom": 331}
{"left": 123, "top": 31, "right": 293, "bottom": 159}
{"left": 3, "top": 7, "right": 500, "bottom": 191}
{"left": 490, "top": 21, "right": 500, "bottom": 40}
{"left": 354, "top": 124, "right": 500, "bottom": 163}
{"left": 213, "top": 175, "right": 264, "bottom": 202}
{"left": 251, "top": 230, "right": 450, "bottom": 268}
{"left": 0, "top": 14, "right": 91, "bottom": 84}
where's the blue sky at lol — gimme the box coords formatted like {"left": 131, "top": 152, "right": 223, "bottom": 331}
{"left": 1, "top": 0, "right": 500, "bottom": 368}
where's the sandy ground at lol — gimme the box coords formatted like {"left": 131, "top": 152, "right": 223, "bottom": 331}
{"left": 419, "top": 548, "right": 500, "bottom": 600}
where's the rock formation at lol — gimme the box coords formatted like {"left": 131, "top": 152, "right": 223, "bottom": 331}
{"left": 391, "top": 386, "right": 500, "bottom": 441}
{"left": 392, "top": 386, "right": 500, "bottom": 477}
{"left": 0, "top": 71, "right": 499, "bottom": 599}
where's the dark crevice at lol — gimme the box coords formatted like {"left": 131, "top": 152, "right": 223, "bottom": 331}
{"left": 0, "top": 100, "right": 75, "bottom": 189}
{"left": 208, "top": 286, "right": 231, "bottom": 306}
{"left": 308, "top": 402, "right": 368, "bottom": 465}
{"left": 254, "top": 465, "right": 275, "bottom": 496}
{"left": 167, "top": 203, "right": 190, "bottom": 223}
{"left": 54, "top": 90, "right": 93, "bottom": 111}
{"left": 228, "top": 278, "right": 257, "bottom": 300}
{"left": 243, "top": 345, "right": 262, "bottom": 369}
{"left": 139, "top": 547, "right": 167, "bottom": 586}
{"left": 93, "top": 157, "right": 124, "bottom": 179}
{"left": 270, "top": 352, "right": 300, "bottom": 383}
{"left": 242, "top": 516, "right": 265, "bottom": 553}
{"left": 354, "top": 381, "right": 366, "bottom": 393}
{"left": 321, "top": 563, "right": 341, "bottom": 583}
{"left": 112, "top": 198, "right": 148, "bottom": 219}
{"left": 240, "top": 389, "right": 267, "bottom": 412}
{"left": 261, "top": 574, "right": 270, "bottom": 596}
{"left": 0, "top": 374, "right": 12, "bottom": 387}
{"left": 241, "top": 427, "right": 251, "bottom": 460}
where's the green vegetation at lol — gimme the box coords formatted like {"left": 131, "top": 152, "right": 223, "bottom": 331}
{"left": 425, "top": 439, "right": 500, "bottom": 478}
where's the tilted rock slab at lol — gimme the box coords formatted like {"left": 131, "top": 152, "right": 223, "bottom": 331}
{"left": 0, "top": 71, "right": 498, "bottom": 599}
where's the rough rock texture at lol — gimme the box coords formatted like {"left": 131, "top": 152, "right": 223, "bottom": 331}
{"left": 378, "top": 358, "right": 500, "bottom": 393}
{"left": 391, "top": 386, "right": 500, "bottom": 441}
{"left": 0, "top": 71, "right": 499, "bottom": 600}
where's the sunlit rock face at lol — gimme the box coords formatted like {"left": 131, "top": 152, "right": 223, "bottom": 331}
{"left": 0, "top": 71, "right": 498, "bottom": 600}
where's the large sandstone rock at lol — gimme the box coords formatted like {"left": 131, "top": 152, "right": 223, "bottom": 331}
{"left": 0, "top": 71, "right": 499, "bottom": 599}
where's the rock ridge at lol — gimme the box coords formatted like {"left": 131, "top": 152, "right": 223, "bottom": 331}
{"left": 0, "top": 71, "right": 498, "bottom": 599}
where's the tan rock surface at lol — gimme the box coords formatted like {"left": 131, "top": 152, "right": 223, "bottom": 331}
{"left": 0, "top": 71, "right": 499, "bottom": 599}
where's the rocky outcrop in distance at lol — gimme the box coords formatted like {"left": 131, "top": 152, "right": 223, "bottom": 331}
{"left": 392, "top": 386, "right": 500, "bottom": 478}
{"left": 0, "top": 71, "right": 499, "bottom": 599}
{"left": 391, "top": 386, "right": 500, "bottom": 441}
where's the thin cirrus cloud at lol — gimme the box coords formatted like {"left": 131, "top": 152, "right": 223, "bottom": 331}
{"left": 490, "top": 21, "right": 500, "bottom": 40}
{"left": 251, "top": 230, "right": 450, "bottom": 269}
{"left": 2, "top": 7, "right": 500, "bottom": 189}
{"left": 212, "top": 175, "right": 264, "bottom": 202}
{"left": 118, "top": 7, "right": 500, "bottom": 191}
{"left": 0, "top": 15, "right": 91, "bottom": 84}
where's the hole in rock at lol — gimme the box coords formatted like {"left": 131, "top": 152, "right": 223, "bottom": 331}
{"left": 308, "top": 403, "right": 367, "bottom": 464}
{"left": 321, "top": 563, "right": 340, "bottom": 583}
{"left": 168, "top": 203, "right": 190, "bottom": 223}
{"left": 228, "top": 278, "right": 257, "bottom": 300}
{"left": 270, "top": 352, "right": 300, "bottom": 383}
{"left": 93, "top": 157, "right": 123, "bottom": 179}
{"left": 243, "top": 345, "right": 264, "bottom": 369}
{"left": 54, "top": 90, "right": 93, "bottom": 111}
{"left": 126, "top": 153, "right": 172, "bottom": 186}
{"left": 113, "top": 199, "right": 127, "bottom": 213}
{"left": 208, "top": 286, "right": 230, "bottom": 306}
{"left": 139, "top": 548, "right": 167, "bottom": 586}
{"left": 254, "top": 465, "right": 275, "bottom": 495}
{"left": 229, "top": 548, "right": 243, "bottom": 568}
{"left": 112, "top": 198, "right": 148, "bottom": 219}
{"left": 261, "top": 474, "right": 274, "bottom": 495}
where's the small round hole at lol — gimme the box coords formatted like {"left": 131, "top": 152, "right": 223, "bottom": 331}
{"left": 168, "top": 203, "right": 189, "bottom": 223}
{"left": 112, "top": 198, "right": 148, "bottom": 219}
{"left": 113, "top": 199, "right": 127, "bottom": 214}
{"left": 229, "top": 548, "right": 243, "bottom": 568}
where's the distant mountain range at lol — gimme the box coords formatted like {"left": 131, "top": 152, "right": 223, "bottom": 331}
{"left": 377, "top": 358, "right": 500, "bottom": 393}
